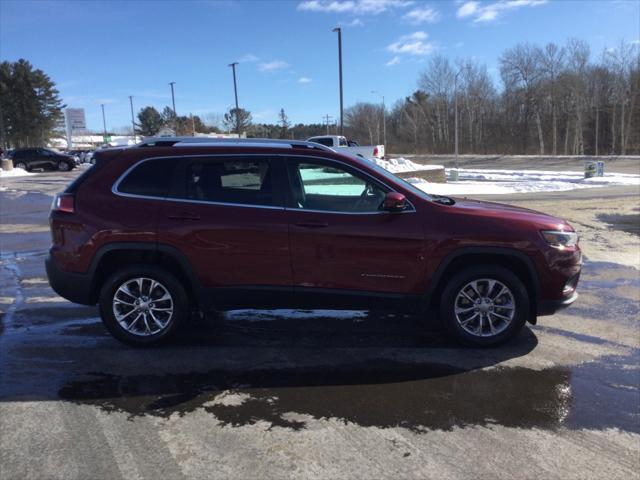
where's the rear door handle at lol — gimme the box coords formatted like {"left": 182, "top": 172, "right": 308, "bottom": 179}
{"left": 168, "top": 212, "right": 201, "bottom": 221}
{"left": 294, "top": 222, "right": 329, "bottom": 229}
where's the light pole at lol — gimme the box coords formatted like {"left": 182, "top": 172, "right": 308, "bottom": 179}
{"left": 168, "top": 82, "right": 177, "bottom": 116}
{"left": 371, "top": 90, "right": 386, "bottom": 148}
{"left": 228, "top": 62, "right": 240, "bottom": 133}
{"left": 129, "top": 95, "right": 136, "bottom": 143}
{"left": 100, "top": 104, "right": 107, "bottom": 142}
{"left": 332, "top": 27, "right": 344, "bottom": 136}
{"left": 453, "top": 67, "right": 463, "bottom": 176}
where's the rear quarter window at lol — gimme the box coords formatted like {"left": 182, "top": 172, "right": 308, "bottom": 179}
{"left": 116, "top": 158, "right": 176, "bottom": 197}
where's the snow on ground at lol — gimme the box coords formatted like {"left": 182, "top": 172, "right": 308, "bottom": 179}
{"left": 372, "top": 157, "right": 444, "bottom": 172}
{"left": 0, "top": 168, "right": 33, "bottom": 178}
{"left": 374, "top": 157, "right": 640, "bottom": 196}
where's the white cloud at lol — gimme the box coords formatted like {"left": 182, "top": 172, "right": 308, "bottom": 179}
{"left": 386, "top": 31, "right": 434, "bottom": 56}
{"left": 258, "top": 60, "right": 289, "bottom": 72}
{"left": 457, "top": 0, "right": 547, "bottom": 23}
{"left": 297, "top": 0, "right": 413, "bottom": 15}
{"left": 385, "top": 56, "right": 401, "bottom": 67}
{"left": 403, "top": 6, "right": 440, "bottom": 24}
{"left": 239, "top": 53, "right": 259, "bottom": 63}
{"left": 457, "top": 1, "right": 479, "bottom": 18}
{"left": 298, "top": 76, "right": 313, "bottom": 83}
{"left": 345, "top": 17, "right": 364, "bottom": 26}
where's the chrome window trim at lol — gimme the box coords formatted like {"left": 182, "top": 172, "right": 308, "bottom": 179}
{"left": 111, "top": 153, "right": 417, "bottom": 215}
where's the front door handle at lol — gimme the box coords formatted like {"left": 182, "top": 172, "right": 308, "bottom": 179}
{"left": 294, "top": 222, "right": 329, "bottom": 229}
{"left": 168, "top": 212, "right": 201, "bottom": 221}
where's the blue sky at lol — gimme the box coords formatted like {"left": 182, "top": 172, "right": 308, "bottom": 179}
{"left": 1, "top": 0, "right": 638, "bottom": 131}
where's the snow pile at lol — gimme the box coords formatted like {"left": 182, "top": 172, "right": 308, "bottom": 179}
{"left": 453, "top": 168, "right": 640, "bottom": 186}
{"left": 372, "top": 157, "right": 444, "bottom": 173}
{"left": 0, "top": 168, "right": 33, "bottom": 178}
{"left": 405, "top": 167, "right": 640, "bottom": 196}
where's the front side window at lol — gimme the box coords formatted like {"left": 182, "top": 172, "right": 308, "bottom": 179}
{"left": 287, "top": 161, "right": 387, "bottom": 213}
{"left": 183, "top": 158, "right": 274, "bottom": 207}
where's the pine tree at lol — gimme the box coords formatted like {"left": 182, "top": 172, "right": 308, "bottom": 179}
{"left": 136, "top": 106, "right": 163, "bottom": 136}
{"left": 0, "top": 59, "right": 64, "bottom": 147}
{"left": 278, "top": 108, "right": 290, "bottom": 139}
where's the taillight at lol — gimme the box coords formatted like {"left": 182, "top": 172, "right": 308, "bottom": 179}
{"left": 52, "top": 193, "right": 75, "bottom": 213}
{"left": 373, "top": 147, "right": 378, "bottom": 157}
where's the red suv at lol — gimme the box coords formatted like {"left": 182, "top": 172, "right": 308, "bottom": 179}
{"left": 46, "top": 138, "right": 581, "bottom": 347}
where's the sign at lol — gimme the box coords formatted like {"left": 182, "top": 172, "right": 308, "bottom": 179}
{"left": 103, "top": 135, "right": 112, "bottom": 143}
{"left": 596, "top": 160, "right": 605, "bottom": 177}
{"left": 65, "top": 108, "right": 87, "bottom": 132}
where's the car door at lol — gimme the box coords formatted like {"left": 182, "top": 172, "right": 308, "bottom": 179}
{"left": 158, "top": 154, "right": 293, "bottom": 309}
{"left": 284, "top": 156, "right": 427, "bottom": 299}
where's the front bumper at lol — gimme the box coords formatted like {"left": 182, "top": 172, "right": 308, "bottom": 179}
{"left": 537, "top": 291, "right": 579, "bottom": 316}
{"left": 45, "top": 254, "right": 94, "bottom": 305}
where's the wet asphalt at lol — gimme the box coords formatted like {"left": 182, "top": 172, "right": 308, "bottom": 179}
{"left": 0, "top": 169, "right": 639, "bottom": 479}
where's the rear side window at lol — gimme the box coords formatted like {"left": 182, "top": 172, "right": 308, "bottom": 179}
{"left": 117, "top": 158, "right": 175, "bottom": 197}
{"left": 311, "top": 137, "right": 333, "bottom": 147}
{"left": 180, "top": 157, "right": 274, "bottom": 207}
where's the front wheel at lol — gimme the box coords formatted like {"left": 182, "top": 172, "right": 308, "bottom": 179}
{"left": 440, "top": 265, "right": 529, "bottom": 347}
{"left": 57, "top": 161, "right": 71, "bottom": 171}
{"left": 14, "top": 161, "right": 29, "bottom": 171}
{"left": 99, "top": 265, "right": 189, "bottom": 346}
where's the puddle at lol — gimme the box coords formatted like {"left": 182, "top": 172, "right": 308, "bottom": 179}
{"left": 597, "top": 212, "right": 640, "bottom": 236}
{"left": 58, "top": 353, "right": 639, "bottom": 433}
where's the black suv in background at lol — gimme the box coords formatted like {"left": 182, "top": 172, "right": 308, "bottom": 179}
{"left": 9, "top": 148, "right": 77, "bottom": 172}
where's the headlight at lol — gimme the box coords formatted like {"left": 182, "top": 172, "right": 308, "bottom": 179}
{"left": 541, "top": 230, "right": 578, "bottom": 248}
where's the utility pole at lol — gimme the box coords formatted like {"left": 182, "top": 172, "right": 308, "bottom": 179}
{"left": 371, "top": 91, "right": 386, "bottom": 148}
{"left": 168, "top": 82, "right": 177, "bottom": 116}
{"left": 129, "top": 96, "right": 136, "bottom": 143}
{"left": 228, "top": 62, "right": 240, "bottom": 133}
{"left": 100, "top": 104, "right": 107, "bottom": 142}
{"left": 332, "top": 27, "right": 344, "bottom": 135}
{"left": 322, "top": 114, "right": 333, "bottom": 135}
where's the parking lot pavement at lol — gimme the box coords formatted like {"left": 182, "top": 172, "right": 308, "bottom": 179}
{"left": 1, "top": 170, "right": 639, "bottom": 479}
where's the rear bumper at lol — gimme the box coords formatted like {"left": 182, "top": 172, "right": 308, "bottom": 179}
{"left": 537, "top": 291, "right": 579, "bottom": 316}
{"left": 45, "top": 254, "right": 94, "bottom": 305}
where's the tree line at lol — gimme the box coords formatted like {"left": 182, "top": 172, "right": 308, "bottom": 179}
{"left": 346, "top": 39, "right": 639, "bottom": 155}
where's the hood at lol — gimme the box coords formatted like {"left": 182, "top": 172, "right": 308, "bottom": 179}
{"left": 450, "top": 197, "right": 573, "bottom": 231}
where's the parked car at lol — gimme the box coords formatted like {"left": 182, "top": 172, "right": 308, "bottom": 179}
{"left": 8, "top": 148, "right": 77, "bottom": 172}
{"left": 307, "top": 135, "right": 385, "bottom": 159}
{"left": 46, "top": 137, "right": 581, "bottom": 347}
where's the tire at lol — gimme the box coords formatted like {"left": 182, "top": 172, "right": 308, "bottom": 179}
{"left": 98, "top": 265, "right": 189, "bottom": 346}
{"left": 439, "top": 265, "right": 530, "bottom": 347}
{"left": 57, "top": 161, "right": 71, "bottom": 171}
{"left": 15, "top": 161, "right": 29, "bottom": 171}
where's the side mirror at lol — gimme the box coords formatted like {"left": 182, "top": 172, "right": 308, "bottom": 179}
{"left": 382, "top": 191, "right": 407, "bottom": 212}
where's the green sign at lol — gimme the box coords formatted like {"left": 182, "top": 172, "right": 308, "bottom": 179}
{"left": 103, "top": 135, "right": 111, "bottom": 143}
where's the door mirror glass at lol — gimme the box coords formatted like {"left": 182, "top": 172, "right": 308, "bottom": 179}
{"left": 382, "top": 192, "right": 407, "bottom": 212}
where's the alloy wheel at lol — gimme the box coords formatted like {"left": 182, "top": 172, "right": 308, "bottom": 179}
{"left": 112, "top": 277, "right": 174, "bottom": 336}
{"left": 454, "top": 278, "right": 516, "bottom": 337}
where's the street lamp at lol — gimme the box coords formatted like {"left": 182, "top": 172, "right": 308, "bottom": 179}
{"left": 371, "top": 90, "right": 386, "bottom": 149}
{"left": 128, "top": 95, "right": 136, "bottom": 143}
{"left": 168, "top": 81, "right": 177, "bottom": 116}
{"left": 100, "top": 104, "right": 107, "bottom": 142}
{"left": 332, "top": 27, "right": 344, "bottom": 136}
{"left": 452, "top": 67, "right": 463, "bottom": 179}
{"left": 228, "top": 62, "right": 240, "bottom": 133}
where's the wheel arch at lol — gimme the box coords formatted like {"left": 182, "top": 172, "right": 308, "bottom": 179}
{"left": 426, "top": 247, "right": 540, "bottom": 323}
{"left": 88, "top": 242, "right": 203, "bottom": 308}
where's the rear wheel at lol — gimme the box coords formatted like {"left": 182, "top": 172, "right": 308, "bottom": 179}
{"left": 14, "top": 161, "right": 29, "bottom": 171}
{"left": 439, "top": 265, "right": 529, "bottom": 347}
{"left": 99, "top": 265, "right": 189, "bottom": 346}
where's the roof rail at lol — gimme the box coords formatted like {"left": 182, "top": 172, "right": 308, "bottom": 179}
{"left": 136, "top": 136, "right": 335, "bottom": 153}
